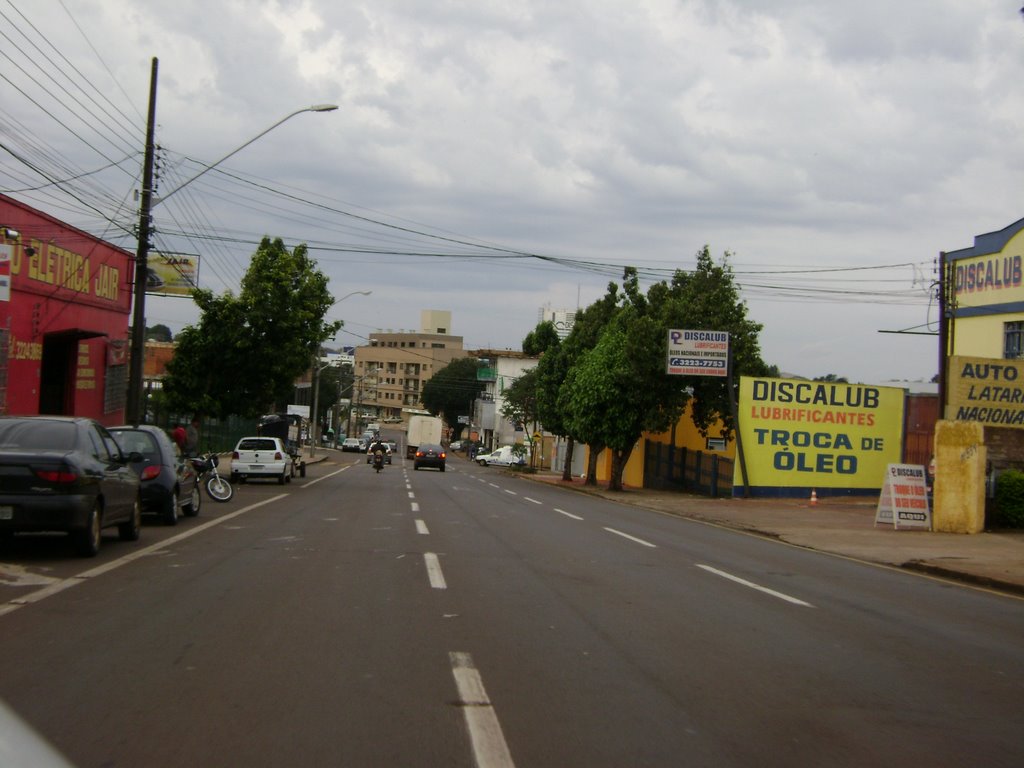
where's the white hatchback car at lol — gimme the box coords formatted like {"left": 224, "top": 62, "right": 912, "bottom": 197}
{"left": 230, "top": 436, "right": 293, "bottom": 484}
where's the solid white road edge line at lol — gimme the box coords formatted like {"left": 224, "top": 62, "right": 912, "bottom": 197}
{"left": 697, "top": 564, "right": 814, "bottom": 607}
{"left": 450, "top": 651, "right": 516, "bottom": 768}
{"left": 424, "top": 552, "right": 447, "bottom": 589}
{"left": 603, "top": 527, "right": 657, "bottom": 548}
{"left": 416, "top": 519, "right": 430, "bottom": 535}
{"left": 0, "top": 495, "right": 288, "bottom": 618}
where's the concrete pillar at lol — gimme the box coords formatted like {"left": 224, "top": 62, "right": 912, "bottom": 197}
{"left": 933, "top": 420, "right": 986, "bottom": 534}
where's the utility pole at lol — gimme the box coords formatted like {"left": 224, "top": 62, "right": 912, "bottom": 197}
{"left": 126, "top": 57, "right": 158, "bottom": 425}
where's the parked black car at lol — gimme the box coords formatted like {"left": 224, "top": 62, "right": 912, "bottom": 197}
{"left": 413, "top": 443, "right": 446, "bottom": 471}
{"left": 111, "top": 425, "right": 200, "bottom": 525}
{"left": 0, "top": 416, "right": 142, "bottom": 556}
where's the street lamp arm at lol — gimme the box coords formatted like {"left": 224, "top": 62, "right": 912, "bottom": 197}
{"left": 154, "top": 104, "right": 338, "bottom": 207}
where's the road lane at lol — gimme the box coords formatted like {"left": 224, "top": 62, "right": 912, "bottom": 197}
{"left": 0, "top": 456, "right": 1021, "bottom": 767}
{"left": 409, "top": 462, "right": 1024, "bottom": 766}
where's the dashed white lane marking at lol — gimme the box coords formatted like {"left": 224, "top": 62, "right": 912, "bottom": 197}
{"left": 424, "top": 553, "right": 447, "bottom": 589}
{"left": 554, "top": 508, "right": 583, "bottom": 521}
{"left": 416, "top": 519, "right": 430, "bottom": 535}
{"left": 523, "top": 497, "right": 542, "bottom": 505}
{"left": 0, "top": 495, "right": 287, "bottom": 618}
{"left": 411, "top": 502, "right": 420, "bottom": 513}
{"left": 450, "top": 651, "right": 516, "bottom": 768}
{"left": 300, "top": 465, "right": 350, "bottom": 487}
{"left": 697, "top": 564, "right": 813, "bottom": 607}
{"left": 603, "top": 527, "right": 657, "bottom": 548}
{"left": 488, "top": 483, "right": 500, "bottom": 489}
{"left": 503, "top": 490, "right": 516, "bottom": 496}
{"left": 408, "top": 491, "right": 415, "bottom": 499}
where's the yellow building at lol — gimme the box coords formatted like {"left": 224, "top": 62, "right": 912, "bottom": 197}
{"left": 945, "top": 216, "right": 1024, "bottom": 470}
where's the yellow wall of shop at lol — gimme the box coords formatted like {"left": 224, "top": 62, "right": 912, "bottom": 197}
{"left": 584, "top": 403, "right": 732, "bottom": 487}
{"left": 953, "top": 314, "right": 1024, "bottom": 359}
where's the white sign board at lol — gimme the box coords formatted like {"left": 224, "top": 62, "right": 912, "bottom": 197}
{"left": 667, "top": 329, "right": 729, "bottom": 377}
{"left": 0, "top": 244, "right": 11, "bottom": 302}
{"left": 875, "top": 463, "right": 931, "bottom": 530}
{"left": 287, "top": 404, "right": 310, "bottom": 419}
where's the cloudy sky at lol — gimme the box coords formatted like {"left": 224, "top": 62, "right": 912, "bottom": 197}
{"left": 2, "top": 0, "right": 1022, "bottom": 383}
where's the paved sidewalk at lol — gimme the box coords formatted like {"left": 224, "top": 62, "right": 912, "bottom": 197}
{"left": 518, "top": 469, "right": 1024, "bottom": 597}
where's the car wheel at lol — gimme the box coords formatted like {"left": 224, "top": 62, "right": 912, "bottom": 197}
{"left": 414, "top": 464, "right": 420, "bottom": 471}
{"left": 230, "top": 472, "right": 240, "bottom": 484}
{"left": 163, "top": 489, "right": 179, "bottom": 526}
{"left": 440, "top": 465, "right": 446, "bottom": 472}
{"left": 73, "top": 501, "right": 102, "bottom": 557}
{"left": 285, "top": 470, "right": 292, "bottom": 484}
{"left": 183, "top": 483, "right": 201, "bottom": 517}
{"left": 119, "top": 497, "right": 142, "bottom": 542}
{"left": 278, "top": 470, "right": 286, "bottom": 485}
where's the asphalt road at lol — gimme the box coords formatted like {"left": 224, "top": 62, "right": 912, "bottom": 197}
{"left": 1, "top": 453, "right": 1022, "bottom": 767}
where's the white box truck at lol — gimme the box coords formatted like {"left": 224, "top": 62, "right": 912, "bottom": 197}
{"left": 405, "top": 415, "right": 443, "bottom": 459}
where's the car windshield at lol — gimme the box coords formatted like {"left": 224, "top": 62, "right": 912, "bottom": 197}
{"left": 111, "top": 430, "right": 159, "bottom": 458}
{"left": 238, "top": 439, "right": 277, "bottom": 451}
{"left": 0, "top": 419, "right": 76, "bottom": 450}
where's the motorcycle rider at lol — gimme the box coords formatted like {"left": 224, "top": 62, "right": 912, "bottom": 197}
{"left": 369, "top": 436, "right": 388, "bottom": 471}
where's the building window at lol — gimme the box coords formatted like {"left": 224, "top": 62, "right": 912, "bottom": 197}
{"left": 1006, "top": 322, "right": 1024, "bottom": 359}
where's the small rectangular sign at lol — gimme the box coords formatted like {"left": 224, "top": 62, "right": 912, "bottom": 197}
{"left": 875, "top": 463, "right": 931, "bottom": 530}
{"left": 667, "top": 329, "right": 729, "bottom": 377}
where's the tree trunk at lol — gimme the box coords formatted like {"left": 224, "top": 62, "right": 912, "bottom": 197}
{"left": 585, "top": 444, "right": 603, "bottom": 486}
{"left": 608, "top": 444, "right": 635, "bottom": 492}
{"left": 561, "top": 437, "right": 575, "bottom": 482}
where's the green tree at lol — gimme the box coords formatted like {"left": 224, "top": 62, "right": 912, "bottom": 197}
{"left": 662, "top": 246, "right": 770, "bottom": 438}
{"left": 522, "top": 321, "right": 560, "bottom": 356}
{"left": 146, "top": 323, "right": 173, "bottom": 342}
{"left": 163, "top": 237, "right": 341, "bottom": 419}
{"left": 421, "top": 357, "right": 484, "bottom": 435}
{"left": 814, "top": 373, "right": 849, "bottom": 383}
{"left": 554, "top": 282, "right": 622, "bottom": 484}
{"left": 562, "top": 249, "right": 769, "bottom": 491}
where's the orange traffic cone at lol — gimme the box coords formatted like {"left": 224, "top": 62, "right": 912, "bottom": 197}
{"left": 810, "top": 489, "right": 818, "bottom": 507}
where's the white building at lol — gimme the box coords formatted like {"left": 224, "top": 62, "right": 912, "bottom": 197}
{"left": 471, "top": 350, "right": 539, "bottom": 450}
{"left": 537, "top": 305, "right": 576, "bottom": 339}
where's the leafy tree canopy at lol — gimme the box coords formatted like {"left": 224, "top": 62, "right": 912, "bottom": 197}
{"left": 146, "top": 323, "right": 173, "bottom": 342}
{"left": 162, "top": 237, "right": 341, "bottom": 419}
{"left": 561, "top": 248, "right": 770, "bottom": 489}
{"left": 421, "top": 356, "right": 484, "bottom": 432}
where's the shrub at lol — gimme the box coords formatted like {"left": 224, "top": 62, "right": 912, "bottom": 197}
{"left": 993, "top": 470, "right": 1024, "bottom": 528}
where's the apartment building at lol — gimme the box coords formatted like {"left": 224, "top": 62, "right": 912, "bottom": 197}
{"left": 352, "top": 310, "right": 465, "bottom": 425}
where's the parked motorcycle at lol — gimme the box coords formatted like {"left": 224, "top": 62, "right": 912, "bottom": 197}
{"left": 190, "top": 453, "right": 234, "bottom": 502}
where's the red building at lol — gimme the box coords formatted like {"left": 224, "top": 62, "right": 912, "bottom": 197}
{"left": 0, "top": 194, "right": 135, "bottom": 424}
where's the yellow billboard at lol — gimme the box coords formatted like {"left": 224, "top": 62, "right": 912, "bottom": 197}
{"left": 146, "top": 252, "right": 199, "bottom": 296}
{"left": 946, "top": 355, "right": 1024, "bottom": 428}
{"left": 950, "top": 223, "right": 1024, "bottom": 309}
{"left": 734, "top": 377, "right": 905, "bottom": 497}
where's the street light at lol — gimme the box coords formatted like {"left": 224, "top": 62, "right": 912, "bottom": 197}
{"left": 125, "top": 56, "right": 337, "bottom": 424}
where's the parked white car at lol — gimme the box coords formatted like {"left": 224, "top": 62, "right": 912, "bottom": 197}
{"left": 230, "top": 436, "right": 293, "bottom": 484}
{"left": 475, "top": 446, "right": 526, "bottom": 467}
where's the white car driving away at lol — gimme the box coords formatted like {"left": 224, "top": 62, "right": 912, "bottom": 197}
{"left": 230, "top": 436, "right": 294, "bottom": 484}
